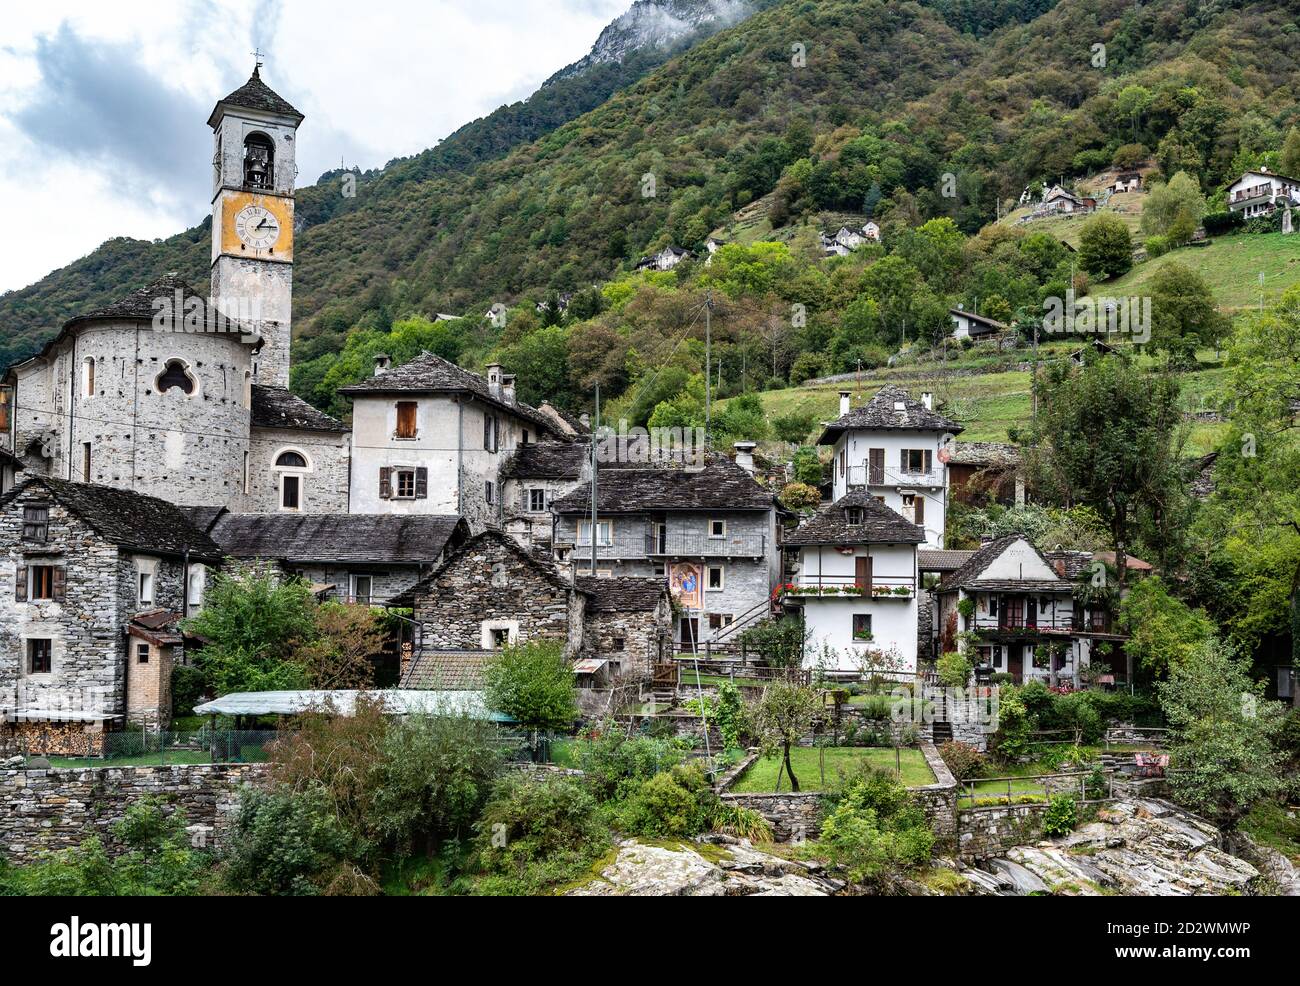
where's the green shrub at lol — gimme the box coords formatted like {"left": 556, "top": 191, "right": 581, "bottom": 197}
{"left": 1201, "top": 210, "right": 1241, "bottom": 236}
{"left": 1042, "top": 794, "right": 1079, "bottom": 836}
{"left": 1144, "top": 235, "right": 1169, "bottom": 258}
{"left": 936, "top": 652, "right": 971, "bottom": 688}
{"left": 789, "top": 352, "right": 828, "bottom": 385}
{"left": 937, "top": 740, "right": 985, "bottom": 781}
{"left": 221, "top": 786, "right": 359, "bottom": 896}
{"left": 577, "top": 726, "right": 689, "bottom": 801}
{"left": 771, "top": 410, "right": 818, "bottom": 444}
{"left": 990, "top": 688, "right": 1032, "bottom": 762}
{"left": 711, "top": 802, "right": 774, "bottom": 842}
{"left": 818, "top": 764, "right": 935, "bottom": 884}
{"left": 614, "top": 763, "right": 717, "bottom": 838}
{"left": 170, "top": 664, "right": 207, "bottom": 718}
{"left": 472, "top": 773, "right": 610, "bottom": 894}
{"left": 483, "top": 640, "right": 579, "bottom": 732}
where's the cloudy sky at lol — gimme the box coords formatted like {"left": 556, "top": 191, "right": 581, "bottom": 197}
{"left": 0, "top": 0, "right": 628, "bottom": 294}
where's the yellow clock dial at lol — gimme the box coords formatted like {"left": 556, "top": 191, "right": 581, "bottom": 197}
{"left": 234, "top": 205, "right": 280, "bottom": 249}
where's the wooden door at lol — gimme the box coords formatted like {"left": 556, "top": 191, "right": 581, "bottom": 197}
{"left": 855, "top": 555, "right": 872, "bottom": 589}
{"left": 680, "top": 618, "right": 698, "bottom": 652}
{"left": 868, "top": 448, "right": 884, "bottom": 485}
{"left": 1008, "top": 645, "right": 1023, "bottom": 681}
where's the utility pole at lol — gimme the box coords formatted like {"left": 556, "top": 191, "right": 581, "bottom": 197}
{"left": 590, "top": 384, "right": 599, "bottom": 578}
{"left": 704, "top": 291, "right": 714, "bottom": 450}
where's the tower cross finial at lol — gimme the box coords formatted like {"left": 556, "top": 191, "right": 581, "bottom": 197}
{"left": 251, "top": 47, "right": 265, "bottom": 71}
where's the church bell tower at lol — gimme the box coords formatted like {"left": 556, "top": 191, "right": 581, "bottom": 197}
{"left": 208, "top": 64, "right": 303, "bottom": 389}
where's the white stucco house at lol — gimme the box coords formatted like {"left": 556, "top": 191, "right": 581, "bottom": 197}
{"left": 949, "top": 307, "right": 1009, "bottom": 340}
{"left": 782, "top": 492, "right": 924, "bottom": 674}
{"left": 338, "top": 353, "right": 562, "bottom": 532}
{"left": 818, "top": 386, "right": 959, "bottom": 548}
{"left": 1226, "top": 167, "right": 1300, "bottom": 218}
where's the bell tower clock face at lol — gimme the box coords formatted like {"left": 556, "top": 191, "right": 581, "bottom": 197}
{"left": 234, "top": 204, "right": 280, "bottom": 249}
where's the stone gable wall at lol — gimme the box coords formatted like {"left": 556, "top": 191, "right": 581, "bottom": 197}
{"left": 414, "top": 538, "right": 582, "bottom": 653}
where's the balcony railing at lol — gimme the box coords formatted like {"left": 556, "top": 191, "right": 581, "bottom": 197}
{"left": 845, "top": 464, "right": 944, "bottom": 488}
{"left": 780, "top": 573, "right": 915, "bottom": 599}
{"left": 573, "top": 535, "right": 653, "bottom": 560}
{"left": 648, "top": 532, "right": 766, "bottom": 557}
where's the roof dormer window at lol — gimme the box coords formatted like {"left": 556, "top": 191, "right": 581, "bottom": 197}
{"left": 845, "top": 507, "right": 864, "bottom": 525}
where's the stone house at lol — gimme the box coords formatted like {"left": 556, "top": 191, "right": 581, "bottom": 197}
{"left": 576, "top": 575, "right": 673, "bottom": 674}
{"left": 550, "top": 456, "right": 781, "bottom": 651}
{"left": 940, "top": 441, "right": 1024, "bottom": 507}
{"left": 782, "top": 492, "right": 924, "bottom": 674}
{"left": 635, "top": 246, "right": 691, "bottom": 271}
{"left": 203, "top": 510, "right": 469, "bottom": 604}
{"left": 819, "top": 385, "right": 960, "bottom": 548}
{"left": 338, "top": 353, "right": 562, "bottom": 531}
{"left": 0, "top": 476, "right": 222, "bottom": 745}
{"left": 396, "top": 530, "right": 673, "bottom": 688}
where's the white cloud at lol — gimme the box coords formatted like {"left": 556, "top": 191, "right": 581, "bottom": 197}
{"left": 0, "top": 0, "right": 627, "bottom": 293}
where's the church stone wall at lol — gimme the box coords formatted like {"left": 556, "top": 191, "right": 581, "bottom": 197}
{"left": 246, "top": 425, "right": 350, "bottom": 514}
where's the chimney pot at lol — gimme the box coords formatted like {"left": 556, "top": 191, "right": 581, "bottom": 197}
{"left": 839, "top": 391, "right": 851, "bottom": 417}
{"left": 502, "top": 373, "right": 517, "bottom": 404}
{"left": 373, "top": 353, "right": 391, "bottom": 376}
{"left": 921, "top": 391, "right": 933, "bottom": 410}
{"left": 485, "top": 362, "right": 503, "bottom": 395}
{"left": 733, "top": 441, "right": 757, "bottom": 474}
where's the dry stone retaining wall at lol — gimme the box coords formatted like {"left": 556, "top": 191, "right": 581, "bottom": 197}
{"left": 0, "top": 762, "right": 268, "bottom": 863}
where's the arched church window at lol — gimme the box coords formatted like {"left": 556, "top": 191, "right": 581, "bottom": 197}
{"left": 275, "top": 450, "right": 307, "bottom": 469}
{"left": 156, "top": 360, "right": 195, "bottom": 395}
{"left": 243, "top": 133, "right": 274, "bottom": 189}
{"left": 274, "top": 448, "right": 310, "bottom": 512}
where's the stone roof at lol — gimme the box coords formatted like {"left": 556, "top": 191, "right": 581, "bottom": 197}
{"left": 208, "top": 66, "right": 303, "bottom": 125}
{"left": 917, "top": 548, "right": 974, "bottom": 572}
{"left": 337, "top": 351, "right": 554, "bottom": 433}
{"left": 949, "top": 308, "right": 1009, "bottom": 334}
{"left": 785, "top": 491, "right": 924, "bottom": 546}
{"left": 127, "top": 609, "right": 184, "bottom": 646}
{"left": 500, "top": 441, "right": 588, "bottom": 480}
{"left": 2, "top": 476, "right": 223, "bottom": 560}
{"left": 0, "top": 447, "right": 22, "bottom": 470}
{"left": 943, "top": 441, "right": 1020, "bottom": 467}
{"left": 210, "top": 513, "right": 467, "bottom": 565}
{"left": 251, "top": 385, "right": 348, "bottom": 433}
{"left": 817, "top": 385, "right": 962, "bottom": 444}
{"left": 398, "top": 529, "right": 588, "bottom": 608}
{"left": 68, "top": 273, "right": 207, "bottom": 329}
{"left": 578, "top": 576, "right": 670, "bottom": 613}
{"left": 177, "top": 505, "right": 227, "bottom": 535}
{"left": 551, "top": 457, "right": 773, "bottom": 514}
{"left": 402, "top": 651, "right": 490, "bottom": 690}
{"left": 935, "top": 535, "right": 1064, "bottom": 593}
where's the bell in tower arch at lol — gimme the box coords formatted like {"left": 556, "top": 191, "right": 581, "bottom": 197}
{"left": 243, "top": 132, "right": 274, "bottom": 189}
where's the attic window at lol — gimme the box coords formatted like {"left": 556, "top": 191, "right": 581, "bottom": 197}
{"left": 156, "top": 360, "right": 195, "bottom": 395}
{"left": 893, "top": 401, "right": 905, "bottom": 411}
{"left": 845, "top": 507, "right": 864, "bottom": 525}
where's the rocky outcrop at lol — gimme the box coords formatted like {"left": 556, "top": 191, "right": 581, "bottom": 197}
{"left": 955, "top": 799, "right": 1265, "bottom": 895}
{"left": 566, "top": 836, "right": 842, "bottom": 896}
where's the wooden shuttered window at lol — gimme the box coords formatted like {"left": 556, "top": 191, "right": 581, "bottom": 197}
{"left": 15, "top": 564, "right": 27, "bottom": 601}
{"left": 52, "top": 566, "right": 66, "bottom": 602}
{"left": 868, "top": 448, "right": 884, "bottom": 484}
{"left": 379, "top": 466, "right": 391, "bottom": 499}
{"left": 914, "top": 495, "right": 924, "bottom": 525}
{"left": 395, "top": 401, "right": 417, "bottom": 438}
{"left": 415, "top": 467, "right": 428, "bottom": 499}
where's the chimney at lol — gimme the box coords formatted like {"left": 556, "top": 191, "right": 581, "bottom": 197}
{"left": 502, "top": 373, "right": 517, "bottom": 404}
{"left": 921, "top": 391, "right": 933, "bottom": 411}
{"left": 839, "top": 391, "right": 851, "bottom": 417}
{"left": 485, "top": 362, "right": 503, "bottom": 396}
{"left": 733, "top": 441, "right": 757, "bottom": 474}
{"left": 373, "top": 353, "right": 391, "bottom": 376}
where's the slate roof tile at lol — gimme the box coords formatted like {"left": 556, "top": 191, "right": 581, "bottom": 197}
{"left": 209, "top": 513, "right": 467, "bottom": 565}
{"left": 784, "top": 491, "right": 924, "bottom": 546}
{"left": 817, "top": 385, "right": 962, "bottom": 444}
{"left": 251, "top": 385, "right": 348, "bottom": 433}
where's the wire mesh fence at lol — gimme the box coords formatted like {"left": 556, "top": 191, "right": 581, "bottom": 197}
{"left": 22, "top": 729, "right": 280, "bottom": 768}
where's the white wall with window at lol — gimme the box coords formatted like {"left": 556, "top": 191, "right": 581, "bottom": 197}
{"left": 831, "top": 429, "right": 950, "bottom": 547}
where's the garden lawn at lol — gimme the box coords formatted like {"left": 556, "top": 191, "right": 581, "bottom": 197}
{"left": 730, "top": 746, "right": 933, "bottom": 793}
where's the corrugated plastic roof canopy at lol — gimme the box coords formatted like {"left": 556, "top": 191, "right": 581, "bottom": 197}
{"left": 193, "top": 689, "right": 511, "bottom": 720}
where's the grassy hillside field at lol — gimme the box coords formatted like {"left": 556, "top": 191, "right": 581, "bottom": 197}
{"left": 725, "top": 343, "right": 1230, "bottom": 455}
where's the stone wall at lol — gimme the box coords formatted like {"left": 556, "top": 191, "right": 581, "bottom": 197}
{"left": 956, "top": 803, "right": 1052, "bottom": 860}
{"left": 585, "top": 602, "right": 672, "bottom": 674}
{"left": 0, "top": 762, "right": 269, "bottom": 863}
{"left": 912, "top": 742, "right": 958, "bottom": 841}
{"left": 412, "top": 532, "right": 583, "bottom": 654}
{"left": 245, "top": 425, "right": 350, "bottom": 514}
